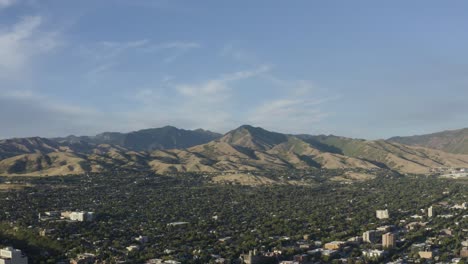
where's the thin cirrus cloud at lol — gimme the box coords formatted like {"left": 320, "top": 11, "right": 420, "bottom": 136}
{"left": 0, "top": 15, "right": 60, "bottom": 79}
{"left": 247, "top": 98, "right": 332, "bottom": 134}
{"left": 0, "top": 90, "right": 105, "bottom": 138}
{"left": 0, "top": 4, "right": 337, "bottom": 138}
{"left": 175, "top": 65, "right": 271, "bottom": 99}
{"left": 127, "top": 65, "right": 334, "bottom": 134}
{"left": 144, "top": 41, "right": 201, "bottom": 63}
{"left": 0, "top": 0, "right": 16, "bottom": 9}
{"left": 83, "top": 40, "right": 201, "bottom": 76}
{"left": 88, "top": 40, "right": 200, "bottom": 61}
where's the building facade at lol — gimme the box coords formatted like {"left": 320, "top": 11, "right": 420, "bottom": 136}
{"left": 382, "top": 232, "right": 395, "bottom": 249}
{"left": 428, "top": 206, "right": 434, "bottom": 217}
{"left": 363, "top": 230, "right": 380, "bottom": 243}
{"left": 0, "top": 247, "right": 28, "bottom": 264}
{"left": 376, "top": 209, "right": 389, "bottom": 219}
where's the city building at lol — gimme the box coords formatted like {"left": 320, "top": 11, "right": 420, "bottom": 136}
{"left": 362, "top": 249, "right": 385, "bottom": 259}
{"left": 135, "top": 235, "right": 149, "bottom": 243}
{"left": 382, "top": 232, "right": 395, "bottom": 249}
{"left": 323, "top": 241, "right": 345, "bottom": 250}
{"left": 377, "top": 225, "right": 393, "bottom": 232}
{"left": 460, "top": 247, "right": 468, "bottom": 258}
{"left": 67, "top": 211, "right": 94, "bottom": 222}
{"left": 452, "top": 202, "right": 467, "bottom": 209}
{"left": 428, "top": 206, "right": 434, "bottom": 217}
{"left": 418, "top": 251, "right": 433, "bottom": 259}
{"left": 347, "top": 236, "right": 363, "bottom": 244}
{"left": 0, "top": 247, "right": 28, "bottom": 264}
{"left": 239, "top": 250, "right": 276, "bottom": 264}
{"left": 363, "top": 230, "right": 380, "bottom": 243}
{"left": 376, "top": 209, "right": 389, "bottom": 219}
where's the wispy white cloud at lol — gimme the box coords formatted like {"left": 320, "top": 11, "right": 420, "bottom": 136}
{"left": 152, "top": 41, "right": 200, "bottom": 50}
{"left": 0, "top": 15, "right": 60, "bottom": 78}
{"left": 0, "top": 0, "right": 17, "bottom": 9}
{"left": 94, "top": 39, "right": 149, "bottom": 60}
{"left": 82, "top": 40, "right": 200, "bottom": 75}
{"left": 145, "top": 41, "right": 201, "bottom": 63}
{"left": 220, "top": 43, "right": 259, "bottom": 64}
{"left": 2, "top": 89, "right": 97, "bottom": 116}
{"left": 125, "top": 65, "right": 272, "bottom": 132}
{"left": 125, "top": 63, "right": 338, "bottom": 134}
{"left": 175, "top": 65, "right": 270, "bottom": 99}
{"left": 0, "top": 89, "right": 108, "bottom": 138}
{"left": 250, "top": 98, "right": 328, "bottom": 121}
{"left": 245, "top": 78, "right": 338, "bottom": 134}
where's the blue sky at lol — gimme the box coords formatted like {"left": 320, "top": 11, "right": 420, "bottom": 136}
{"left": 1, "top": 0, "right": 467, "bottom": 139}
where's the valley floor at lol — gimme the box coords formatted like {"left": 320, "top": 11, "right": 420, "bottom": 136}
{"left": 0, "top": 171, "right": 466, "bottom": 263}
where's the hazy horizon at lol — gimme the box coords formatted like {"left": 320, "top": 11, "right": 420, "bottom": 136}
{"left": 1, "top": 123, "right": 467, "bottom": 142}
{"left": 1, "top": 1, "right": 468, "bottom": 139}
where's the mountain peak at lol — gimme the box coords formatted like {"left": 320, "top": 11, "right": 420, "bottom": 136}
{"left": 221, "top": 125, "right": 288, "bottom": 151}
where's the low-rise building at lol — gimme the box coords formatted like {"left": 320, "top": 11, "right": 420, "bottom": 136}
{"left": 0, "top": 247, "right": 27, "bottom": 264}
{"left": 460, "top": 247, "right": 468, "bottom": 258}
{"left": 69, "top": 211, "right": 94, "bottom": 222}
{"left": 323, "top": 241, "right": 345, "bottom": 250}
{"left": 239, "top": 250, "right": 276, "bottom": 264}
{"left": 135, "top": 235, "right": 149, "bottom": 243}
{"left": 376, "top": 209, "right": 389, "bottom": 219}
{"left": 377, "top": 225, "right": 394, "bottom": 232}
{"left": 362, "top": 249, "right": 385, "bottom": 259}
{"left": 418, "top": 251, "right": 433, "bottom": 259}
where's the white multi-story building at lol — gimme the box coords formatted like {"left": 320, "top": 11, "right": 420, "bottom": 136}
{"left": 376, "top": 209, "right": 389, "bottom": 219}
{"left": 69, "top": 212, "right": 85, "bottom": 221}
{"left": 428, "top": 206, "right": 434, "bottom": 217}
{"left": 362, "top": 249, "right": 385, "bottom": 259}
{"left": 0, "top": 247, "right": 28, "bottom": 264}
{"left": 69, "top": 211, "right": 94, "bottom": 222}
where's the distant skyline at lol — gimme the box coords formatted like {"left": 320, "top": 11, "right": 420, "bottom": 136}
{"left": 1, "top": 0, "right": 468, "bottom": 139}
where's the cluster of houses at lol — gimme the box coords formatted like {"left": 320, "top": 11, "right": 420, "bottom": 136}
{"left": 234, "top": 204, "right": 467, "bottom": 264}
{"left": 432, "top": 167, "right": 468, "bottom": 178}
{"left": 11, "top": 191, "right": 466, "bottom": 263}
{"left": 30, "top": 200, "right": 467, "bottom": 263}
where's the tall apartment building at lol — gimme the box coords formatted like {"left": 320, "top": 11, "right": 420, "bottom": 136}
{"left": 428, "top": 206, "right": 434, "bottom": 218}
{"left": 363, "top": 230, "right": 380, "bottom": 243}
{"left": 382, "top": 232, "right": 395, "bottom": 249}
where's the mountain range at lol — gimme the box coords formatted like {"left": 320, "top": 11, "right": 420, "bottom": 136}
{"left": 0, "top": 125, "right": 467, "bottom": 176}
{"left": 388, "top": 128, "right": 468, "bottom": 154}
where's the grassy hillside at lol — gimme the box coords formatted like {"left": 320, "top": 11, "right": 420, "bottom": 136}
{"left": 1, "top": 126, "right": 468, "bottom": 176}
{"left": 388, "top": 128, "right": 468, "bottom": 154}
